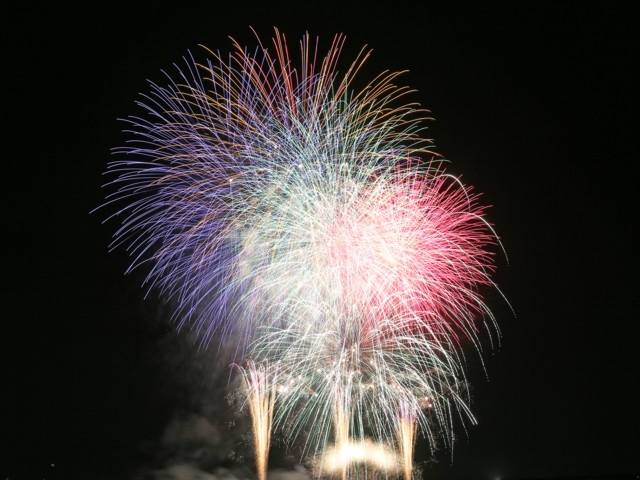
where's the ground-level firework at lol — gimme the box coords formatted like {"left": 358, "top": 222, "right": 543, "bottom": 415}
{"left": 99, "top": 27, "right": 505, "bottom": 479}
{"left": 237, "top": 361, "right": 276, "bottom": 480}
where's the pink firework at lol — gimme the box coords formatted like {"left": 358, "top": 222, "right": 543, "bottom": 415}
{"left": 313, "top": 168, "right": 498, "bottom": 346}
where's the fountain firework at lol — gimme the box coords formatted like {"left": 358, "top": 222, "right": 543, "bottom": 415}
{"left": 237, "top": 361, "right": 277, "bottom": 480}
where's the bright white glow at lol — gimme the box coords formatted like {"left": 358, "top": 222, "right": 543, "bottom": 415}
{"left": 321, "top": 439, "right": 400, "bottom": 473}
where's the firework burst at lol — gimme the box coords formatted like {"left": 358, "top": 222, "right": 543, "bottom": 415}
{"left": 99, "top": 27, "right": 505, "bottom": 478}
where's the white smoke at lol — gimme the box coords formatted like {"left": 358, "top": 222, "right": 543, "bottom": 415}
{"left": 145, "top": 464, "right": 311, "bottom": 480}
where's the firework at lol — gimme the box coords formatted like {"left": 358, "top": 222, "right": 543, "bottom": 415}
{"left": 99, "top": 27, "right": 505, "bottom": 478}
{"left": 236, "top": 361, "right": 277, "bottom": 480}
{"left": 396, "top": 400, "right": 418, "bottom": 480}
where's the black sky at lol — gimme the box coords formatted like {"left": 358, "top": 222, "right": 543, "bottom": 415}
{"left": 4, "top": 2, "right": 639, "bottom": 479}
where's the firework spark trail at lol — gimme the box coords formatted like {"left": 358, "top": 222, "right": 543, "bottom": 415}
{"left": 99, "top": 27, "right": 505, "bottom": 477}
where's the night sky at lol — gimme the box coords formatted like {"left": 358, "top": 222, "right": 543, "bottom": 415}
{"left": 4, "top": 2, "right": 639, "bottom": 479}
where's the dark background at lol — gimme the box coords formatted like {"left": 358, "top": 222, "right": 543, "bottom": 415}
{"left": 4, "top": 2, "right": 638, "bottom": 479}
